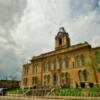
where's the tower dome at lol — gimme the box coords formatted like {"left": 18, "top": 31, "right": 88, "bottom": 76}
{"left": 58, "top": 27, "right": 66, "bottom": 33}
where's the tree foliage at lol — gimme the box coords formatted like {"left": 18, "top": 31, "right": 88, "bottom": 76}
{"left": 0, "top": 80, "right": 19, "bottom": 89}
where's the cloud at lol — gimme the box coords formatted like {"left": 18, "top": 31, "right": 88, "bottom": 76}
{"left": 0, "top": 0, "right": 27, "bottom": 26}
{"left": 15, "top": 0, "right": 100, "bottom": 52}
{"left": 0, "top": 0, "right": 100, "bottom": 79}
{"left": 0, "top": 0, "right": 27, "bottom": 79}
{"left": 0, "top": 0, "right": 27, "bottom": 50}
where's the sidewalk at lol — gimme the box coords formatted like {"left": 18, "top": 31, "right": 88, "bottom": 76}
{"left": 0, "top": 96, "right": 100, "bottom": 100}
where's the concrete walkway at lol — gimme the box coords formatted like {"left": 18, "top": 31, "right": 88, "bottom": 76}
{"left": 0, "top": 96, "right": 100, "bottom": 100}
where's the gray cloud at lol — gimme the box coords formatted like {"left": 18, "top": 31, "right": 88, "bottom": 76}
{"left": 0, "top": 0, "right": 27, "bottom": 26}
{"left": 0, "top": 0, "right": 27, "bottom": 45}
{"left": 0, "top": 0, "right": 27, "bottom": 79}
{"left": 0, "top": 0, "right": 100, "bottom": 80}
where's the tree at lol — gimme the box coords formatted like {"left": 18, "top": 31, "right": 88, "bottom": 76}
{"left": 9, "top": 75, "right": 17, "bottom": 80}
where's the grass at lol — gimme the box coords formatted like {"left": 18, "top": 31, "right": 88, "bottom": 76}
{"left": 49, "top": 87, "right": 100, "bottom": 97}
{"left": 6, "top": 88, "right": 23, "bottom": 95}
{"left": 4, "top": 87, "right": 100, "bottom": 97}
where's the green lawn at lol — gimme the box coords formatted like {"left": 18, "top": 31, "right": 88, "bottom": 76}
{"left": 6, "top": 88, "right": 23, "bottom": 95}
{"left": 49, "top": 87, "right": 100, "bottom": 97}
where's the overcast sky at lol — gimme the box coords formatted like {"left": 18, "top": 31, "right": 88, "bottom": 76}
{"left": 0, "top": 0, "right": 100, "bottom": 80}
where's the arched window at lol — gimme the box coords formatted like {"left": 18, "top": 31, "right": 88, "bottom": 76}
{"left": 80, "top": 55, "right": 85, "bottom": 65}
{"left": 48, "top": 61, "right": 51, "bottom": 71}
{"left": 24, "top": 78, "right": 27, "bottom": 86}
{"left": 59, "top": 38, "right": 62, "bottom": 45}
{"left": 66, "top": 72, "right": 69, "bottom": 80}
{"left": 65, "top": 72, "right": 70, "bottom": 86}
{"left": 32, "top": 76, "right": 38, "bottom": 86}
{"left": 76, "top": 56, "right": 81, "bottom": 67}
{"left": 78, "top": 70, "right": 84, "bottom": 82}
{"left": 59, "top": 59, "right": 62, "bottom": 69}
{"left": 61, "top": 73, "right": 65, "bottom": 84}
{"left": 64, "top": 56, "right": 69, "bottom": 68}
{"left": 44, "top": 75, "right": 46, "bottom": 86}
{"left": 53, "top": 73, "right": 58, "bottom": 85}
{"left": 76, "top": 55, "right": 84, "bottom": 67}
{"left": 62, "top": 60, "right": 65, "bottom": 70}
{"left": 78, "top": 70, "right": 88, "bottom": 82}
{"left": 44, "top": 75, "right": 50, "bottom": 85}
{"left": 83, "top": 70, "right": 88, "bottom": 81}
{"left": 47, "top": 75, "right": 50, "bottom": 84}
{"left": 34, "top": 64, "right": 38, "bottom": 74}
{"left": 56, "top": 60, "right": 60, "bottom": 69}
{"left": 53, "top": 60, "right": 57, "bottom": 71}
{"left": 44, "top": 75, "right": 46, "bottom": 80}
{"left": 43, "top": 62, "right": 46, "bottom": 72}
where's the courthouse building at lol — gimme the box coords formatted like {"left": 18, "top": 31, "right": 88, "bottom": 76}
{"left": 21, "top": 27, "right": 100, "bottom": 88}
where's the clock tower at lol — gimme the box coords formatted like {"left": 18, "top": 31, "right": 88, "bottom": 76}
{"left": 55, "top": 27, "right": 70, "bottom": 50}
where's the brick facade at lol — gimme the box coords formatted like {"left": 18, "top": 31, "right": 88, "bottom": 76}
{"left": 21, "top": 27, "right": 100, "bottom": 88}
